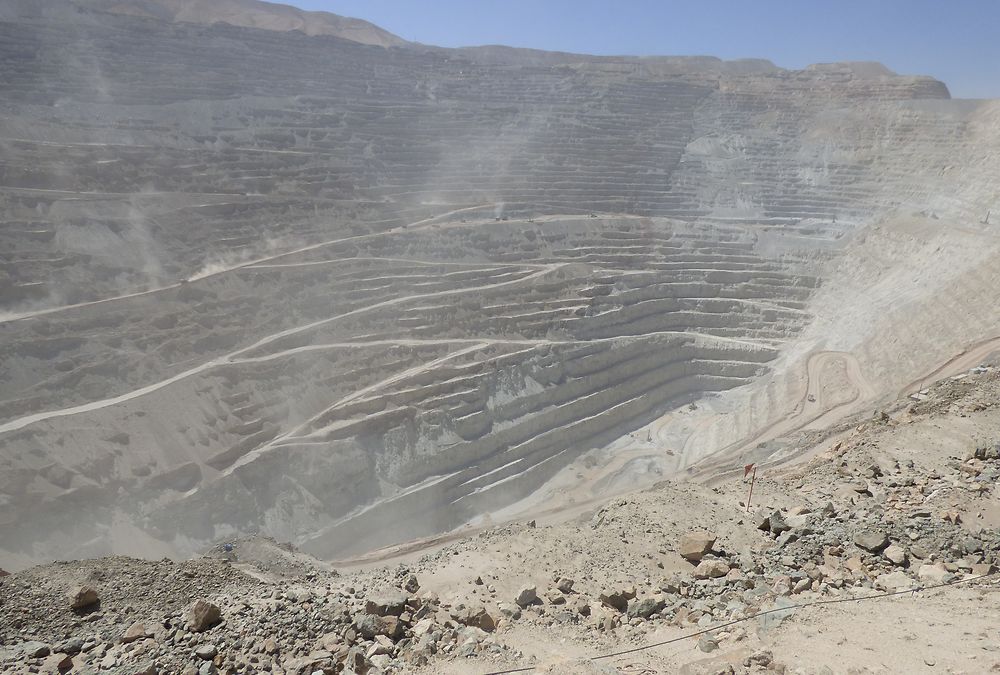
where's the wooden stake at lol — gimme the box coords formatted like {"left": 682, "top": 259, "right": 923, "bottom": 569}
{"left": 746, "top": 466, "right": 757, "bottom": 513}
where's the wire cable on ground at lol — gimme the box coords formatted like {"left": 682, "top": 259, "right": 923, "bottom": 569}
{"left": 483, "top": 571, "right": 998, "bottom": 675}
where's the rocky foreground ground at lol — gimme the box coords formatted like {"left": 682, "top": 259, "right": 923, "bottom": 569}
{"left": 3, "top": 365, "right": 1000, "bottom": 674}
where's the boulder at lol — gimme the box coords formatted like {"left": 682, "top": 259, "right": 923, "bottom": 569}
{"left": 693, "top": 559, "right": 730, "bottom": 579}
{"left": 972, "top": 562, "right": 997, "bottom": 576}
{"left": 598, "top": 587, "right": 635, "bottom": 612}
{"left": 678, "top": 531, "right": 717, "bottom": 562}
{"left": 497, "top": 603, "right": 521, "bottom": 620}
{"left": 555, "top": 577, "right": 575, "bottom": 594}
{"left": 971, "top": 439, "right": 1000, "bottom": 461}
{"left": 452, "top": 604, "right": 496, "bottom": 632}
{"left": 403, "top": 574, "right": 420, "bottom": 594}
{"left": 353, "top": 614, "right": 385, "bottom": 640}
{"left": 121, "top": 622, "right": 148, "bottom": 644}
{"left": 883, "top": 544, "right": 908, "bottom": 566}
{"left": 784, "top": 513, "right": 811, "bottom": 530}
{"left": 18, "top": 641, "right": 51, "bottom": 658}
{"left": 365, "top": 590, "right": 409, "bottom": 616}
{"left": 544, "top": 589, "right": 566, "bottom": 605}
{"left": 194, "top": 644, "right": 217, "bottom": 660}
{"left": 768, "top": 511, "right": 791, "bottom": 535}
{"left": 52, "top": 638, "right": 83, "bottom": 656}
{"left": 875, "top": 571, "right": 915, "bottom": 591}
{"left": 384, "top": 614, "right": 407, "bottom": 638}
{"left": 513, "top": 585, "right": 537, "bottom": 608}
{"left": 186, "top": 599, "right": 222, "bottom": 632}
{"left": 41, "top": 654, "right": 74, "bottom": 673}
{"left": 67, "top": 585, "right": 99, "bottom": 610}
{"left": 625, "top": 596, "right": 665, "bottom": 619}
{"left": 917, "top": 563, "right": 952, "bottom": 584}
{"left": 854, "top": 531, "right": 890, "bottom": 553}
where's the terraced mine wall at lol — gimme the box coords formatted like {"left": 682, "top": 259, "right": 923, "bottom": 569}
{"left": 0, "top": 1, "right": 998, "bottom": 567}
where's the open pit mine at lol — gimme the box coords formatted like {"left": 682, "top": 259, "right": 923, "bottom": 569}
{"left": 1, "top": 0, "right": 999, "bottom": 576}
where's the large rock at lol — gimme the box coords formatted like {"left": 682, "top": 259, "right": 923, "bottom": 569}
{"left": 365, "top": 590, "right": 409, "bottom": 616}
{"left": 693, "top": 559, "right": 730, "bottom": 579}
{"left": 194, "top": 644, "right": 218, "bottom": 660}
{"left": 452, "top": 604, "right": 497, "bottom": 632}
{"left": 883, "top": 544, "right": 907, "bottom": 566}
{"left": 513, "top": 585, "right": 537, "bottom": 608}
{"left": 626, "top": 596, "right": 666, "bottom": 619}
{"left": 917, "top": 563, "right": 952, "bottom": 584}
{"left": 768, "top": 511, "right": 791, "bottom": 535}
{"left": 875, "top": 571, "right": 916, "bottom": 591}
{"left": 187, "top": 599, "right": 222, "bottom": 632}
{"left": 67, "top": 585, "right": 99, "bottom": 610}
{"left": 854, "top": 531, "right": 890, "bottom": 553}
{"left": 381, "top": 615, "right": 405, "bottom": 639}
{"left": 678, "top": 531, "right": 717, "bottom": 562}
{"left": 353, "top": 613, "right": 387, "bottom": 639}
{"left": 971, "top": 439, "right": 1000, "bottom": 461}
{"left": 18, "top": 641, "right": 51, "bottom": 658}
{"left": 598, "top": 587, "right": 636, "bottom": 612}
{"left": 122, "top": 622, "right": 148, "bottom": 644}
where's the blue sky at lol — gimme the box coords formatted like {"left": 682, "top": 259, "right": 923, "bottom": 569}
{"left": 286, "top": 0, "right": 997, "bottom": 99}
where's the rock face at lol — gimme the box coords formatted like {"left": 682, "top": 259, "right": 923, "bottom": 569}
{"left": 0, "top": 0, "right": 997, "bottom": 575}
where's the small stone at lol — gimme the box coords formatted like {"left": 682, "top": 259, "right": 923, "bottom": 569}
{"left": 698, "top": 635, "right": 719, "bottom": 653}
